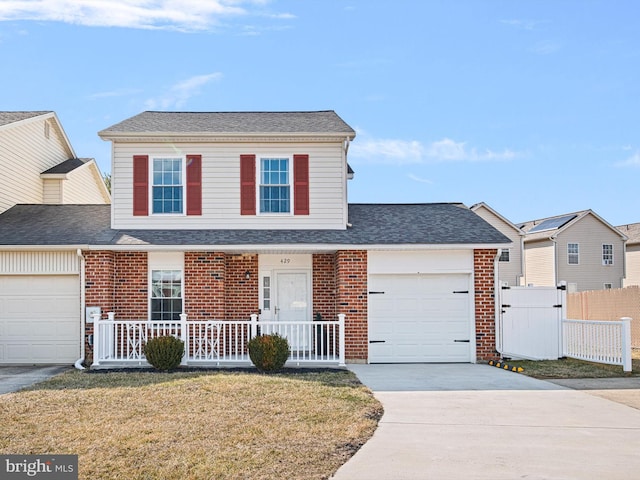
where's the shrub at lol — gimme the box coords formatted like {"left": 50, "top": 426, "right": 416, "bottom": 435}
{"left": 247, "top": 333, "right": 290, "bottom": 372}
{"left": 144, "top": 335, "right": 184, "bottom": 371}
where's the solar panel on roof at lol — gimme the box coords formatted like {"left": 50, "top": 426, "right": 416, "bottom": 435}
{"left": 528, "top": 214, "right": 577, "bottom": 233}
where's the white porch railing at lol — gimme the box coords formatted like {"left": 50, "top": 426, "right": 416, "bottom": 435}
{"left": 562, "top": 317, "right": 632, "bottom": 372}
{"left": 91, "top": 312, "right": 345, "bottom": 368}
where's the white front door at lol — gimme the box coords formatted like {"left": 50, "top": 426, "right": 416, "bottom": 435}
{"left": 274, "top": 271, "right": 311, "bottom": 349}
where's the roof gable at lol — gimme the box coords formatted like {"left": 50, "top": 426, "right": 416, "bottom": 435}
{"left": 470, "top": 202, "right": 524, "bottom": 235}
{"left": 520, "top": 210, "right": 626, "bottom": 242}
{"left": 0, "top": 111, "right": 53, "bottom": 128}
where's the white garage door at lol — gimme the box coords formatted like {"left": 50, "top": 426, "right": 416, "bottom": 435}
{"left": 0, "top": 275, "right": 80, "bottom": 364}
{"left": 368, "top": 274, "right": 472, "bottom": 363}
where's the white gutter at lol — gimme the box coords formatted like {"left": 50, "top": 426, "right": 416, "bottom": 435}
{"left": 74, "top": 249, "right": 86, "bottom": 370}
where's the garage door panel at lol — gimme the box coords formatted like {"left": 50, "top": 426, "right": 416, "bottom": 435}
{"left": 369, "top": 273, "right": 472, "bottom": 363}
{"left": 0, "top": 275, "right": 80, "bottom": 364}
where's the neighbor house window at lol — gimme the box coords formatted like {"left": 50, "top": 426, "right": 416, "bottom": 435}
{"left": 150, "top": 270, "right": 183, "bottom": 321}
{"left": 499, "top": 249, "right": 510, "bottom": 262}
{"left": 604, "top": 283, "right": 612, "bottom": 289}
{"left": 568, "top": 243, "right": 579, "bottom": 265}
{"left": 602, "top": 244, "right": 614, "bottom": 265}
{"left": 152, "top": 157, "right": 183, "bottom": 214}
{"left": 259, "top": 157, "right": 290, "bottom": 213}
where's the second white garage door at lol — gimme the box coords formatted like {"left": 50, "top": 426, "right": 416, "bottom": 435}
{"left": 368, "top": 274, "right": 473, "bottom": 363}
{"left": 0, "top": 275, "right": 80, "bottom": 364}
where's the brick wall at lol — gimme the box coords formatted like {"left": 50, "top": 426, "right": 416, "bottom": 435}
{"left": 335, "top": 250, "right": 368, "bottom": 361}
{"left": 312, "top": 253, "right": 336, "bottom": 321}
{"left": 474, "top": 249, "right": 499, "bottom": 361}
{"left": 224, "top": 254, "right": 259, "bottom": 320}
{"left": 184, "top": 252, "right": 225, "bottom": 320}
{"left": 83, "top": 250, "right": 116, "bottom": 363}
{"left": 113, "top": 252, "right": 147, "bottom": 320}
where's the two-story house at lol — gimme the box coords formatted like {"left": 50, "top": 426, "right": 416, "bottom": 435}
{"left": 470, "top": 203, "right": 524, "bottom": 286}
{"left": 617, "top": 222, "right": 640, "bottom": 287}
{"left": 0, "top": 111, "right": 110, "bottom": 212}
{"left": 519, "top": 210, "right": 627, "bottom": 292}
{"left": 0, "top": 110, "right": 510, "bottom": 367}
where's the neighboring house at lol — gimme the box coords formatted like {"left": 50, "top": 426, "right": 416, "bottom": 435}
{"left": 0, "top": 111, "right": 110, "bottom": 213}
{"left": 470, "top": 202, "right": 523, "bottom": 286}
{"left": 0, "top": 110, "right": 510, "bottom": 366}
{"left": 616, "top": 222, "right": 640, "bottom": 287}
{"left": 518, "top": 210, "right": 627, "bottom": 292}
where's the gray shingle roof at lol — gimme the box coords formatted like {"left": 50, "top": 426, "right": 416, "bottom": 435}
{"left": 617, "top": 222, "right": 640, "bottom": 245}
{"left": 98, "top": 111, "right": 356, "bottom": 137}
{"left": 0, "top": 204, "right": 510, "bottom": 247}
{"left": 41, "top": 158, "right": 91, "bottom": 175}
{"left": 0, "top": 111, "right": 52, "bottom": 127}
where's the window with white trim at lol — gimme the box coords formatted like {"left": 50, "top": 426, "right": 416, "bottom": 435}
{"left": 152, "top": 157, "right": 183, "bottom": 214}
{"left": 602, "top": 244, "right": 614, "bottom": 265}
{"left": 567, "top": 243, "right": 579, "bottom": 265}
{"left": 262, "top": 276, "right": 271, "bottom": 311}
{"left": 259, "top": 157, "right": 290, "bottom": 213}
{"left": 499, "top": 249, "right": 510, "bottom": 262}
{"left": 150, "top": 270, "right": 183, "bottom": 321}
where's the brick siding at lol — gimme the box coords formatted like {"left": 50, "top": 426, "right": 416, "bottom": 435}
{"left": 335, "top": 250, "right": 368, "bottom": 361}
{"left": 474, "top": 249, "right": 499, "bottom": 361}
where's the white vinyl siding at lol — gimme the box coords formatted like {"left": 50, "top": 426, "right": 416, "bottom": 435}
{"left": 111, "top": 141, "right": 347, "bottom": 230}
{"left": 623, "top": 245, "right": 640, "bottom": 287}
{"left": 43, "top": 178, "right": 63, "bottom": 203}
{"left": 63, "top": 164, "right": 110, "bottom": 204}
{"left": 555, "top": 215, "right": 625, "bottom": 291}
{"left": 471, "top": 205, "right": 521, "bottom": 286}
{"left": 524, "top": 240, "right": 556, "bottom": 287}
{"left": 0, "top": 116, "right": 73, "bottom": 213}
{"left": 0, "top": 251, "right": 79, "bottom": 275}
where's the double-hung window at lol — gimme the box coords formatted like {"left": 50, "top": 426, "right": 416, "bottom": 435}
{"left": 602, "top": 244, "right": 614, "bottom": 265}
{"left": 259, "top": 157, "right": 290, "bottom": 214}
{"left": 499, "top": 249, "right": 510, "bottom": 262}
{"left": 152, "top": 157, "right": 183, "bottom": 214}
{"left": 567, "top": 243, "right": 579, "bottom": 265}
{"left": 150, "top": 270, "right": 183, "bottom": 321}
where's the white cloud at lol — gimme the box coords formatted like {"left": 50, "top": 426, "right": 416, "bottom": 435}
{"left": 407, "top": 174, "right": 433, "bottom": 185}
{"left": 0, "top": 0, "right": 285, "bottom": 31}
{"left": 350, "top": 132, "right": 519, "bottom": 165}
{"left": 145, "top": 72, "right": 222, "bottom": 110}
{"left": 616, "top": 151, "right": 640, "bottom": 167}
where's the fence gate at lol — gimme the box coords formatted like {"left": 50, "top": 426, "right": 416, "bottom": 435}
{"left": 499, "top": 283, "right": 566, "bottom": 360}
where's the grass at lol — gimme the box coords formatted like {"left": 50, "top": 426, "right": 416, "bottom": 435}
{"left": 0, "top": 369, "right": 383, "bottom": 480}
{"left": 503, "top": 356, "right": 640, "bottom": 379}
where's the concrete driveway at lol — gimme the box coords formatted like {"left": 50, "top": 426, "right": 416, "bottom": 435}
{"left": 0, "top": 366, "right": 71, "bottom": 394}
{"left": 332, "top": 364, "right": 640, "bottom": 480}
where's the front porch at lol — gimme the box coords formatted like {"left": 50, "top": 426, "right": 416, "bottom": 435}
{"left": 91, "top": 313, "right": 346, "bottom": 368}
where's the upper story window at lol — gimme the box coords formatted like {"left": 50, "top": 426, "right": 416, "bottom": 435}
{"left": 602, "top": 244, "right": 614, "bottom": 265}
{"left": 499, "top": 249, "right": 510, "bottom": 262}
{"left": 260, "top": 158, "right": 290, "bottom": 214}
{"left": 567, "top": 243, "right": 579, "bottom": 265}
{"left": 132, "top": 154, "right": 201, "bottom": 217}
{"left": 152, "top": 157, "right": 183, "bottom": 214}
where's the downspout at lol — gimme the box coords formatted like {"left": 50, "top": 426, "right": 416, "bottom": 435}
{"left": 74, "top": 249, "right": 86, "bottom": 370}
{"left": 494, "top": 249, "right": 503, "bottom": 356}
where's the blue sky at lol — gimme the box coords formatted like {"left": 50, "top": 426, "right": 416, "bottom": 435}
{"left": 1, "top": 0, "right": 638, "bottom": 226}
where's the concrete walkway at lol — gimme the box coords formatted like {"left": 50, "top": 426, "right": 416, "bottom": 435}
{"left": 0, "top": 366, "right": 71, "bottom": 394}
{"left": 332, "top": 364, "right": 640, "bottom": 480}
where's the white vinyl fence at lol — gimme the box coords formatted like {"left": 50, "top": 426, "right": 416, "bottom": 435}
{"left": 563, "top": 318, "right": 632, "bottom": 372}
{"left": 499, "top": 283, "right": 633, "bottom": 371}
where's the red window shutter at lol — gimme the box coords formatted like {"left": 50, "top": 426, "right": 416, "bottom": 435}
{"left": 186, "top": 154, "right": 202, "bottom": 216}
{"left": 132, "top": 155, "right": 149, "bottom": 216}
{"left": 293, "top": 154, "right": 309, "bottom": 215}
{"left": 240, "top": 154, "right": 256, "bottom": 215}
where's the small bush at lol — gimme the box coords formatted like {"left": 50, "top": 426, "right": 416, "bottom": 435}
{"left": 144, "top": 335, "right": 184, "bottom": 371}
{"left": 247, "top": 334, "right": 290, "bottom": 372}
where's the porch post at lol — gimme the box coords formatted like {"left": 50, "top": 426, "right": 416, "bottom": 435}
{"left": 250, "top": 314, "right": 258, "bottom": 339}
{"left": 90, "top": 312, "right": 101, "bottom": 367}
{"left": 338, "top": 314, "right": 346, "bottom": 366}
{"left": 179, "top": 313, "right": 188, "bottom": 366}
